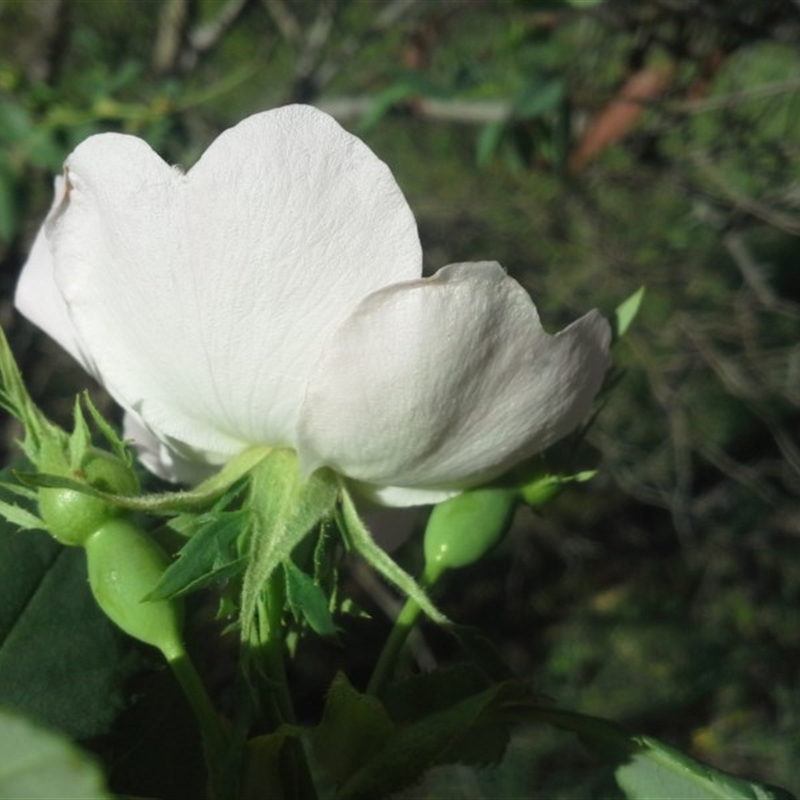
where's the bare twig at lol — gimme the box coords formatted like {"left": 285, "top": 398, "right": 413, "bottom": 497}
{"left": 675, "top": 78, "right": 800, "bottom": 116}
{"left": 152, "top": 0, "right": 192, "bottom": 75}
{"left": 261, "top": 0, "right": 301, "bottom": 44}
{"left": 317, "top": 95, "right": 513, "bottom": 124}
{"left": 293, "top": 1, "right": 337, "bottom": 100}
{"left": 695, "top": 441, "right": 778, "bottom": 505}
{"left": 181, "top": 0, "right": 250, "bottom": 70}
{"left": 311, "top": 0, "right": 424, "bottom": 95}
{"left": 690, "top": 150, "right": 800, "bottom": 235}
{"left": 722, "top": 231, "right": 800, "bottom": 320}
{"left": 679, "top": 314, "right": 800, "bottom": 481}
{"left": 16, "top": 0, "right": 69, "bottom": 84}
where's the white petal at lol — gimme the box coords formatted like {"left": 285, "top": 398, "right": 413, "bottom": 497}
{"left": 36, "top": 105, "right": 422, "bottom": 466}
{"left": 349, "top": 480, "right": 459, "bottom": 508}
{"left": 122, "top": 411, "right": 220, "bottom": 485}
{"left": 15, "top": 176, "right": 99, "bottom": 376}
{"left": 298, "top": 262, "right": 611, "bottom": 497}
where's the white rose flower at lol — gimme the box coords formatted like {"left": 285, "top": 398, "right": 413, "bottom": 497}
{"left": 16, "top": 105, "right": 610, "bottom": 506}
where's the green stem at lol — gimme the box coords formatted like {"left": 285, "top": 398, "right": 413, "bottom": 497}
{"left": 255, "top": 587, "right": 296, "bottom": 726}
{"left": 166, "top": 648, "right": 230, "bottom": 798}
{"left": 243, "top": 579, "right": 318, "bottom": 800}
{"left": 366, "top": 560, "right": 448, "bottom": 697}
{"left": 366, "top": 593, "right": 424, "bottom": 697}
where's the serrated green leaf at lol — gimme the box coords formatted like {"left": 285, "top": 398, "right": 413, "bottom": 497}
{"left": 445, "top": 624, "right": 515, "bottom": 684}
{"left": 530, "top": 707, "right": 795, "bottom": 800}
{"left": 614, "top": 286, "right": 645, "bottom": 340}
{"left": 0, "top": 709, "right": 111, "bottom": 799}
{"left": 0, "top": 506, "right": 131, "bottom": 739}
{"left": 382, "top": 664, "right": 493, "bottom": 724}
{"left": 240, "top": 450, "right": 339, "bottom": 638}
{"left": 148, "top": 511, "right": 247, "bottom": 600}
{"left": 615, "top": 736, "right": 795, "bottom": 800}
{"left": 339, "top": 487, "right": 446, "bottom": 626}
{"left": 0, "top": 498, "right": 42, "bottom": 531}
{"left": 241, "top": 727, "right": 316, "bottom": 800}
{"left": 313, "top": 673, "right": 395, "bottom": 786}
{"left": 283, "top": 559, "right": 337, "bottom": 637}
{"left": 335, "top": 681, "right": 528, "bottom": 800}
{"left": 0, "top": 481, "right": 37, "bottom": 503}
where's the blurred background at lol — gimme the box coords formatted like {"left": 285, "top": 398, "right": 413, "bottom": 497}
{"left": 1, "top": 0, "right": 799, "bottom": 796}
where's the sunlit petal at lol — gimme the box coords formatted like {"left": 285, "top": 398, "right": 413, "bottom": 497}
{"left": 15, "top": 176, "right": 99, "bottom": 376}
{"left": 37, "top": 105, "right": 421, "bottom": 460}
{"left": 298, "top": 262, "right": 611, "bottom": 494}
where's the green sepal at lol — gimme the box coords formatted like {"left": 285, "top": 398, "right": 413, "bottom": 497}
{"left": 18, "top": 445, "right": 270, "bottom": 516}
{"left": 614, "top": 285, "right": 645, "bottom": 341}
{"left": 67, "top": 397, "right": 93, "bottom": 473}
{"left": 81, "top": 391, "right": 133, "bottom": 465}
{"left": 517, "top": 467, "right": 597, "bottom": 506}
{"left": 338, "top": 485, "right": 446, "bottom": 626}
{"left": 0, "top": 473, "right": 43, "bottom": 530}
{"left": 240, "top": 450, "right": 339, "bottom": 639}
{"left": 0, "top": 332, "right": 143, "bottom": 545}
{"left": 0, "top": 497, "right": 43, "bottom": 531}
{"left": 103, "top": 445, "right": 268, "bottom": 515}
{"left": 0, "top": 325, "right": 66, "bottom": 464}
{"left": 147, "top": 510, "right": 248, "bottom": 600}
{"left": 505, "top": 441, "right": 601, "bottom": 507}
{"left": 283, "top": 559, "right": 338, "bottom": 638}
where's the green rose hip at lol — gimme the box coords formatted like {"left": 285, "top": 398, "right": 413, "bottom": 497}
{"left": 85, "top": 518, "right": 184, "bottom": 660}
{"left": 423, "top": 487, "right": 517, "bottom": 582}
{"left": 38, "top": 448, "right": 140, "bottom": 547}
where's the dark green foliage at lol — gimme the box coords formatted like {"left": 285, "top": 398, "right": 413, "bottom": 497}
{"left": 0, "top": 517, "right": 132, "bottom": 739}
